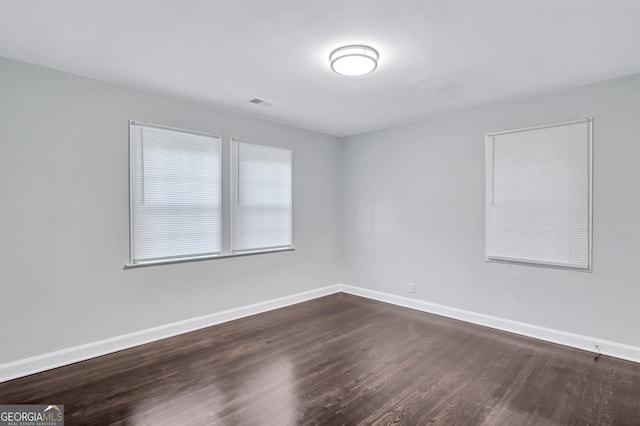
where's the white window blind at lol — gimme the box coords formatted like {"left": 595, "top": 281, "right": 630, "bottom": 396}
{"left": 232, "top": 139, "right": 293, "bottom": 253}
{"left": 485, "top": 119, "right": 592, "bottom": 270}
{"left": 130, "top": 122, "right": 222, "bottom": 264}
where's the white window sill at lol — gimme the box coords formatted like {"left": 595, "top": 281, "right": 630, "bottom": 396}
{"left": 124, "top": 246, "right": 295, "bottom": 269}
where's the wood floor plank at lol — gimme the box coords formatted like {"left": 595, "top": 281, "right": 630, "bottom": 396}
{"left": 1, "top": 293, "right": 639, "bottom": 425}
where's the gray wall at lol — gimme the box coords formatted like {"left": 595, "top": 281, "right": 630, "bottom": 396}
{"left": 2, "top": 55, "right": 639, "bottom": 365}
{"left": 0, "top": 57, "right": 344, "bottom": 364}
{"left": 343, "top": 74, "right": 640, "bottom": 347}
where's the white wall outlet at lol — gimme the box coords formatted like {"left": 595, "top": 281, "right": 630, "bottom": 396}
{"left": 408, "top": 282, "right": 415, "bottom": 293}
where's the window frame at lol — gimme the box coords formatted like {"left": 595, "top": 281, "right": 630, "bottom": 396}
{"left": 230, "top": 137, "right": 294, "bottom": 254}
{"left": 126, "top": 121, "right": 294, "bottom": 269}
{"left": 484, "top": 118, "right": 593, "bottom": 272}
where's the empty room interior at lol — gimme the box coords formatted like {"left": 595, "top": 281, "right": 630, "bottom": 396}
{"left": 1, "top": 1, "right": 640, "bottom": 425}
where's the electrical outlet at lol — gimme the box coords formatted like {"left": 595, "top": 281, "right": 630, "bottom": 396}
{"left": 408, "top": 282, "right": 415, "bottom": 293}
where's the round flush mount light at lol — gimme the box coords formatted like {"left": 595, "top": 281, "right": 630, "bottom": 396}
{"left": 330, "top": 45, "right": 379, "bottom": 76}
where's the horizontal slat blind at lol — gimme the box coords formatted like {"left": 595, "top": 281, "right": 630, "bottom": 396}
{"left": 130, "top": 122, "right": 221, "bottom": 263}
{"left": 486, "top": 119, "right": 591, "bottom": 269}
{"left": 232, "top": 139, "right": 292, "bottom": 252}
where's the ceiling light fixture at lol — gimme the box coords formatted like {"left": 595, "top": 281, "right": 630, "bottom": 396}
{"left": 330, "top": 45, "right": 379, "bottom": 76}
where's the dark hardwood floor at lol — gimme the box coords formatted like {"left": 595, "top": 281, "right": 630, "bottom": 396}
{"left": 1, "top": 293, "right": 639, "bottom": 425}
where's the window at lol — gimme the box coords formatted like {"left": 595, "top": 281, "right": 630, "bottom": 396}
{"left": 485, "top": 118, "right": 592, "bottom": 270}
{"left": 129, "top": 122, "right": 222, "bottom": 264}
{"left": 128, "top": 122, "right": 293, "bottom": 266}
{"left": 232, "top": 139, "right": 293, "bottom": 252}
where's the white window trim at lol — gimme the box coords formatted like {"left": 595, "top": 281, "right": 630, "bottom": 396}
{"left": 126, "top": 122, "right": 295, "bottom": 269}
{"left": 123, "top": 247, "right": 296, "bottom": 269}
{"left": 484, "top": 118, "right": 593, "bottom": 272}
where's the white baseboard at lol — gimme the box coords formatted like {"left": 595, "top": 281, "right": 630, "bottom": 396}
{"left": 341, "top": 284, "right": 640, "bottom": 364}
{"left": 0, "top": 284, "right": 342, "bottom": 384}
{"left": 3, "top": 283, "right": 638, "bottom": 384}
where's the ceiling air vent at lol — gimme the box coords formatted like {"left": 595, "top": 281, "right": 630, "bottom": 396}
{"left": 249, "top": 98, "right": 276, "bottom": 107}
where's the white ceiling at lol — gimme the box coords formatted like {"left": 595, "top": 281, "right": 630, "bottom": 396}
{"left": 2, "top": 1, "right": 640, "bottom": 136}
